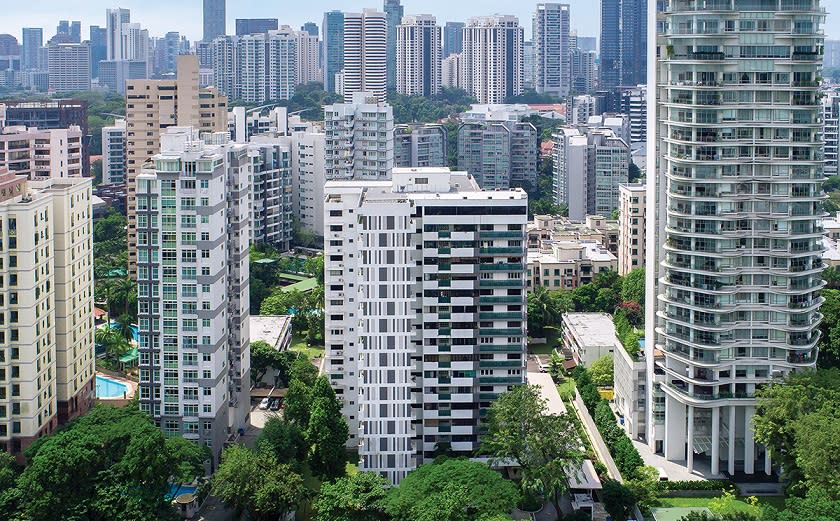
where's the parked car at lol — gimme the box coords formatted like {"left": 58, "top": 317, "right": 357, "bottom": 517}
{"left": 270, "top": 398, "right": 281, "bottom": 411}
{"left": 258, "top": 397, "right": 271, "bottom": 410}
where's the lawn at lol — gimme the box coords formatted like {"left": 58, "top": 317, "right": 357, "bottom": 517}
{"left": 529, "top": 326, "right": 561, "bottom": 354}
{"left": 556, "top": 377, "right": 576, "bottom": 400}
{"left": 289, "top": 333, "right": 325, "bottom": 359}
{"left": 657, "top": 495, "right": 787, "bottom": 516}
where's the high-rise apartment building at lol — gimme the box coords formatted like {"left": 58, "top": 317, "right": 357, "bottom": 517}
{"left": 618, "top": 183, "right": 645, "bottom": 275}
{"left": 622, "top": 85, "right": 647, "bottom": 143}
{"left": 0, "top": 172, "right": 95, "bottom": 460}
{"left": 21, "top": 28, "right": 43, "bottom": 71}
{"left": 47, "top": 43, "right": 91, "bottom": 92}
{"left": 247, "top": 137, "right": 294, "bottom": 250}
{"left": 324, "top": 167, "right": 528, "bottom": 483}
{"left": 343, "top": 9, "right": 388, "bottom": 102}
{"left": 823, "top": 89, "right": 840, "bottom": 175}
{"left": 294, "top": 29, "right": 322, "bottom": 86}
{"left": 0, "top": 126, "right": 83, "bottom": 179}
{"left": 570, "top": 48, "right": 597, "bottom": 94}
{"left": 102, "top": 118, "right": 127, "bottom": 185}
{"left": 235, "top": 19, "right": 279, "bottom": 36}
{"left": 383, "top": 0, "right": 403, "bottom": 90}
{"left": 396, "top": 15, "right": 441, "bottom": 97}
{"left": 136, "top": 128, "right": 249, "bottom": 463}
{"left": 212, "top": 31, "right": 297, "bottom": 102}
{"left": 646, "top": 0, "right": 825, "bottom": 477}
{"left": 461, "top": 16, "right": 524, "bottom": 104}
{"left": 457, "top": 120, "right": 537, "bottom": 189}
{"left": 324, "top": 92, "right": 394, "bottom": 180}
{"left": 203, "top": 0, "right": 226, "bottom": 42}
{"left": 443, "top": 21, "right": 465, "bottom": 57}
{"left": 441, "top": 53, "right": 463, "bottom": 90}
{"left": 125, "top": 55, "right": 228, "bottom": 279}
{"left": 552, "top": 126, "right": 629, "bottom": 220}
{"left": 284, "top": 129, "right": 327, "bottom": 237}
{"left": 600, "top": 0, "right": 647, "bottom": 88}
{"left": 533, "top": 3, "right": 571, "bottom": 97}
{"left": 393, "top": 124, "right": 447, "bottom": 168}
{"left": 105, "top": 8, "right": 131, "bottom": 61}
{"left": 523, "top": 41, "right": 535, "bottom": 89}
{"left": 323, "top": 11, "right": 345, "bottom": 93}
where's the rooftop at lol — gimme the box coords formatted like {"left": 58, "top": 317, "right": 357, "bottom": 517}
{"left": 562, "top": 312, "right": 619, "bottom": 347}
{"left": 249, "top": 315, "right": 292, "bottom": 349}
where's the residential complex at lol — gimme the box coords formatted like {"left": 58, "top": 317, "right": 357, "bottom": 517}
{"left": 396, "top": 15, "right": 441, "bottom": 97}
{"left": 102, "top": 119, "right": 127, "bottom": 185}
{"left": 533, "top": 3, "right": 571, "bottom": 97}
{"left": 824, "top": 88, "right": 839, "bottom": 175}
{"left": 47, "top": 43, "right": 90, "bottom": 92}
{"left": 324, "top": 167, "right": 528, "bottom": 483}
{"left": 461, "top": 16, "right": 524, "bottom": 104}
{"left": 294, "top": 29, "right": 322, "bottom": 86}
{"left": 527, "top": 240, "right": 617, "bottom": 291}
{"left": 211, "top": 30, "right": 297, "bottom": 104}
{"left": 0, "top": 126, "right": 83, "bottom": 179}
{"left": 343, "top": 10, "right": 388, "bottom": 103}
{"left": 393, "top": 124, "right": 447, "bottom": 169}
{"left": 618, "top": 183, "right": 646, "bottom": 275}
{"left": 0, "top": 172, "right": 95, "bottom": 461}
{"left": 527, "top": 214, "right": 619, "bottom": 256}
{"left": 646, "top": 0, "right": 825, "bottom": 477}
{"left": 136, "top": 128, "right": 250, "bottom": 463}
{"left": 457, "top": 120, "right": 537, "bottom": 189}
{"left": 324, "top": 92, "right": 394, "bottom": 180}
{"left": 560, "top": 312, "right": 618, "bottom": 367}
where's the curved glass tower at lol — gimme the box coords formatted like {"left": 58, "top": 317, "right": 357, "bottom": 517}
{"left": 650, "top": 0, "right": 825, "bottom": 476}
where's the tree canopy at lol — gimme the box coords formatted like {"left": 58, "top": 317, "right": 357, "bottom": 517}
{"left": 314, "top": 472, "right": 391, "bottom": 521}
{"left": 588, "top": 355, "right": 615, "bottom": 387}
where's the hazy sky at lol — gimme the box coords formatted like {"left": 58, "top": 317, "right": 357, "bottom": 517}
{"left": 0, "top": 0, "right": 836, "bottom": 43}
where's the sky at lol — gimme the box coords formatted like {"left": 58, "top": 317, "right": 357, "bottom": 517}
{"left": 0, "top": 0, "right": 836, "bottom": 44}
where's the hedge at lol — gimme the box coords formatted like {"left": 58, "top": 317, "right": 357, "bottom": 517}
{"left": 659, "top": 480, "right": 740, "bottom": 494}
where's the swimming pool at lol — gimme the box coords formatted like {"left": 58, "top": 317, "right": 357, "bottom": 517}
{"left": 96, "top": 375, "right": 129, "bottom": 398}
{"left": 167, "top": 483, "right": 198, "bottom": 500}
{"left": 109, "top": 321, "right": 139, "bottom": 342}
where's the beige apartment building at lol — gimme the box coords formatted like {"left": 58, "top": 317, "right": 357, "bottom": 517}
{"left": 618, "top": 183, "right": 646, "bottom": 275}
{"left": 0, "top": 170, "right": 95, "bottom": 460}
{"left": 527, "top": 239, "right": 617, "bottom": 290}
{"left": 0, "top": 126, "right": 83, "bottom": 179}
{"left": 125, "top": 55, "right": 227, "bottom": 277}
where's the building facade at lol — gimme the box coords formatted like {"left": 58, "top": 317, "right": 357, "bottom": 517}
{"left": 823, "top": 89, "right": 839, "bottom": 175}
{"left": 343, "top": 10, "right": 388, "bottom": 102}
{"left": 323, "top": 10, "right": 345, "bottom": 94}
{"left": 396, "top": 15, "right": 441, "bottom": 97}
{"left": 383, "top": 0, "right": 404, "bottom": 90}
{"left": 441, "top": 53, "right": 463, "bottom": 90}
{"left": 533, "top": 3, "right": 571, "bottom": 97}
{"left": 203, "top": 0, "right": 226, "bottom": 42}
{"left": 393, "top": 124, "right": 447, "bottom": 168}
{"left": 457, "top": 120, "right": 537, "bottom": 190}
{"left": 443, "top": 21, "right": 465, "bottom": 57}
{"left": 618, "top": 183, "right": 646, "bottom": 275}
{"left": 102, "top": 119, "right": 127, "bottom": 185}
{"left": 324, "top": 167, "right": 528, "bottom": 483}
{"left": 235, "top": 19, "right": 279, "bottom": 36}
{"left": 21, "top": 28, "right": 43, "bottom": 71}
{"left": 0, "top": 126, "right": 83, "bottom": 179}
{"left": 294, "top": 29, "right": 322, "bottom": 86}
{"left": 48, "top": 43, "right": 90, "bottom": 92}
{"left": 324, "top": 92, "right": 394, "bottom": 180}
{"left": 461, "top": 16, "right": 524, "bottom": 104}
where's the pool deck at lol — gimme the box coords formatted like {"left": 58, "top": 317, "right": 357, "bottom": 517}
{"left": 95, "top": 372, "right": 138, "bottom": 402}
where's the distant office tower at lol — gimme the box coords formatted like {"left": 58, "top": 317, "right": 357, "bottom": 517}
{"left": 599, "top": 0, "right": 620, "bottom": 88}
{"left": 618, "top": 182, "right": 645, "bottom": 275}
{"left": 0, "top": 173, "right": 94, "bottom": 460}
{"left": 826, "top": 40, "right": 840, "bottom": 68}
{"left": 570, "top": 48, "right": 597, "bottom": 93}
{"left": 203, "top": 0, "right": 226, "bottom": 42}
{"left": 48, "top": 43, "right": 91, "bottom": 92}
{"left": 0, "top": 126, "right": 83, "bottom": 179}
{"left": 125, "top": 55, "right": 228, "bottom": 278}
{"left": 621, "top": 85, "right": 646, "bottom": 143}
{"left": 443, "top": 21, "right": 464, "bottom": 57}
{"left": 235, "top": 19, "right": 278, "bottom": 36}
{"left": 324, "top": 167, "right": 528, "bottom": 483}
{"left": 102, "top": 119, "right": 126, "bottom": 184}
{"left": 294, "top": 29, "right": 322, "bottom": 86}
{"left": 89, "top": 26, "right": 107, "bottom": 78}
{"left": 1, "top": 99, "right": 90, "bottom": 174}
{"left": 577, "top": 35, "right": 597, "bottom": 52}
{"left": 211, "top": 31, "right": 296, "bottom": 103}
{"left": 136, "top": 128, "right": 249, "bottom": 463}
{"left": 301, "top": 22, "right": 319, "bottom": 38}
{"left": 343, "top": 9, "right": 388, "bottom": 102}
{"left": 396, "top": 15, "right": 441, "bottom": 97}
{"left": 383, "top": 0, "right": 403, "bottom": 90}
{"left": 54, "top": 21, "right": 81, "bottom": 44}
{"left": 457, "top": 120, "right": 537, "bottom": 189}
{"left": 552, "top": 126, "right": 629, "bottom": 220}
{"left": 324, "top": 92, "right": 394, "bottom": 179}
{"left": 393, "top": 124, "right": 447, "bottom": 167}
{"left": 533, "top": 3, "right": 571, "bottom": 97}
{"left": 646, "top": 0, "right": 826, "bottom": 477}
{"left": 825, "top": 90, "right": 840, "bottom": 175}
{"left": 461, "top": 16, "right": 524, "bottom": 104}
{"left": 98, "top": 60, "right": 148, "bottom": 94}
{"left": 21, "top": 28, "right": 43, "bottom": 71}
{"left": 106, "top": 8, "right": 131, "bottom": 61}
{"left": 523, "top": 41, "right": 535, "bottom": 89}
{"left": 441, "top": 53, "right": 463, "bottom": 90}
{"left": 323, "top": 11, "right": 345, "bottom": 93}
{"left": 600, "top": 0, "right": 646, "bottom": 88}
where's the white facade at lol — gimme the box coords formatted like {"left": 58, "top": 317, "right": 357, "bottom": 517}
{"left": 212, "top": 31, "right": 296, "bottom": 103}
{"left": 293, "top": 29, "right": 322, "bottom": 86}
{"left": 527, "top": 240, "right": 617, "bottom": 290}
{"left": 247, "top": 138, "right": 294, "bottom": 250}
{"left": 560, "top": 312, "right": 619, "bottom": 367}
{"left": 647, "top": 0, "right": 825, "bottom": 477}
{"left": 533, "top": 3, "right": 571, "bottom": 97}
{"left": 105, "top": 7, "right": 131, "bottom": 61}
{"left": 0, "top": 126, "right": 84, "bottom": 179}
{"left": 441, "top": 53, "right": 463, "bottom": 90}
{"left": 102, "top": 119, "right": 126, "bottom": 184}
{"left": 569, "top": 95, "right": 596, "bottom": 125}
{"left": 343, "top": 10, "right": 388, "bottom": 102}
{"left": 613, "top": 340, "right": 646, "bottom": 440}
{"left": 324, "top": 92, "right": 394, "bottom": 180}
{"left": 461, "top": 16, "right": 524, "bottom": 104}
{"left": 286, "top": 130, "right": 327, "bottom": 237}
{"left": 136, "top": 128, "right": 250, "bottom": 463}
{"left": 618, "top": 183, "right": 646, "bottom": 275}
{"left": 47, "top": 44, "right": 90, "bottom": 93}
{"left": 396, "top": 15, "right": 441, "bottom": 97}
{"left": 324, "top": 167, "right": 528, "bottom": 483}
{"left": 823, "top": 89, "right": 839, "bottom": 175}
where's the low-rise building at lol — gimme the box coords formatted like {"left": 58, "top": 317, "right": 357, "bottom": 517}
{"left": 527, "top": 214, "right": 618, "bottom": 255}
{"left": 527, "top": 240, "right": 617, "bottom": 290}
{"left": 613, "top": 340, "right": 646, "bottom": 440}
{"left": 559, "top": 312, "right": 618, "bottom": 367}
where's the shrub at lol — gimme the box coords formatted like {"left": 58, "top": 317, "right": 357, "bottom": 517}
{"left": 660, "top": 480, "right": 740, "bottom": 494}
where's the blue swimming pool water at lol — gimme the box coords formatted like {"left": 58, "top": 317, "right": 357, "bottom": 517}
{"left": 167, "top": 483, "right": 198, "bottom": 500}
{"left": 109, "top": 321, "right": 139, "bottom": 342}
{"left": 96, "top": 375, "right": 129, "bottom": 398}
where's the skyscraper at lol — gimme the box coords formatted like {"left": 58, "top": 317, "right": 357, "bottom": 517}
{"left": 48, "top": 43, "right": 91, "bottom": 92}
{"left": 324, "top": 167, "right": 528, "bottom": 483}
{"left": 646, "top": 0, "right": 825, "bottom": 477}
{"left": 343, "top": 9, "right": 388, "bottom": 102}
{"left": 89, "top": 25, "right": 107, "bottom": 78}
{"left": 105, "top": 8, "right": 130, "bottom": 61}
{"left": 383, "top": 0, "right": 403, "bottom": 90}
{"left": 322, "top": 11, "right": 344, "bottom": 93}
{"left": 301, "top": 22, "right": 319, "bottom": 38}
{"left": 442, "top": 21, "right": 464, "bottom": 58}
{"left": 203, "top": 0, "right": 226, "bottom": 42}
{"left": 235, "top": 19, "right": 278, "bottom": 36}
{"left": 324, "top": 92, "right": 394, "bottom": 180}
{"left": 294, "top": 28, "right": 322, "bottom": 86}
{"left": 600, "top": 0, "right": 646, "bottom": 88}
{"left": 461, "top": 16, "right": 524, "bottom": 104}
{"left": 457, "top": 120, "right": 537, "bottom": 189}
{"left": 21, "top": 28, "right": 43, "bottom": 71}
{"left": 599, "top": 0, "right": 621, "bottom": 88}
{"left": 396, "top": 15, "right": 441, "bottom": 97}
{"left": 533, "top": 3, "right": 571, "bottom": 97}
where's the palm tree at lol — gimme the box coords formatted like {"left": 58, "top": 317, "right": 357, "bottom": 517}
{"left": 116, "top": 313, "right": 135, "bottom": 342}
{"left": 528, "top": 286, "right": 561, "bottom": 336}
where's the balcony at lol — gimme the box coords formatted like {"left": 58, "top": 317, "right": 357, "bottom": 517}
{"left": 479, "top": 376, "right": 522, "bottom": 384}
{"left": 480, "top": 296, "right": 524, "bottom": 304}
{"left": 479, "top": 279, "right": 523, "bottom": 287}
{"left": 478, "top": 312, "right": 523, "bottom": 320}
{"left": 479, "top": 247, "right": 522, "bottom": 255}
{"left": 479, "top": 344, "right": 523, "bottom": 352}
{"left": 479, "top": 328, "right": 523, "bottom": 336}
{"left": 480, "top": 263, "right": 524, "bottom": 271}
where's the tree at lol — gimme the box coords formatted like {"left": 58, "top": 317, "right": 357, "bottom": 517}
{"left": 165, "top": 436, "right": 210, "bottom": 484}
{"left": 290, "top": 353, "right": 319, "bottom": 387}
{"left": 212, "top": 445, "right": 306, "bottom": 521}
{"left": 303, "top": 254, "right": 325, "bottom": 284}
{"left": 762, "top": 490, "right": 840, "bottom": 521}
{"left": 306, "top": 377, "right": 350, "bottom": 481}
{"left": 258, "top": 417, "right": 307, "bottom": 468}
{"left": 525, "top": 414, "right": 585, "bottom": 515}
{"left": 620, "top": 268, "right": 645, "bottom": 308}
{"left": 528, "top": 286, "right": 562, "bottom": 336}
{"left": 314, "top": 472, "right": 391, "bottom": 521}
{"left": 588, "top": 355, "right": 615, "bottom": 386}
{"left": 386, "top": 459, "right": 519, "bottom": 521}
{"left": 284, "top": 377, "right": 314, "bottom": 427}
{"left": 601, "top": 479, "right": 636, "bottom": 521}
{"left": 250, "top": 340, "right": 282, "bottom": 385}
{"left": 625, "top": 466, "right": 661, "bottom": 513}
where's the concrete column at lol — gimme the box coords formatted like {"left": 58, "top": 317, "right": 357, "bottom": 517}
{"left": 687, "top": 405, "right": 694, "bottom": 472}
{"left": 711, "top": 406, "right": 720, "bottom": 476}
{"left": 728, "top": 405, "right": 736, "bottom": 475}
{"left": 665, "top": 396, "right": 687, "bottom": 462}
{"left": 744, "top": 405, "right": 755, "bottom": 474}
{"left": 765, "top": 447, "right": 772, "bottom": 475}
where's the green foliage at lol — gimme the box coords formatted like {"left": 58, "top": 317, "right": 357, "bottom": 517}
{"left": 212, "top": 445, "right": 306, "bottom": 521}
{"left": 527, "top": 286, "right": 571, "bottom": 335}
{"left": 677, "top": 512, "right": 758, "bottom": 521}
{"left": 258, "top": 417, "right": 307, "bottom": 468}
{"left": 250, "top": 340, "right": 282, "bottom": 385}
{"left": 506, "top": 89, "right": 564, "bottom": 104}
{"left": 629, "top": 162, "right": 642, "bottom": 183}
{"left": 761, "top": 490, "right": 840, "bottom": 521}
{"left": 601, "top": 479, "right": 636, "bottom": 521}
{"left": 659, "top": 480, "right": 739, "bottom": 493}
{"left": 620, "top": 268, "right": 645, "bottom": 308}
{"left": 386, "top": 459, "right": 519, "bottom": 521}
{"left": 613, "top": 309, "right": 641, "bottom": 358}
{"left": 284, "top": 377, "right": 314, "bottom": 427}
{"left": 306, "top": 377, "right": 350, "bottom": 481}
{"left": 817, "top": 288, "right": 840, "bottom": 367}
{"left": 626, "top": 466, "right": 661, "bottom": 514}
{"left": 387, "top": 88, "right": 476, "bottom": 124}
{"left": 313, "top": 472, "right": 391, "bottom": 521}
{"left": 589, "top": 355, "right": 614, "bottom": 386}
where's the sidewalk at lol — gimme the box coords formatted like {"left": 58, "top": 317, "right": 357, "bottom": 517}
{"left": 570, "top": 389, "right": 623, "bottom": 482}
